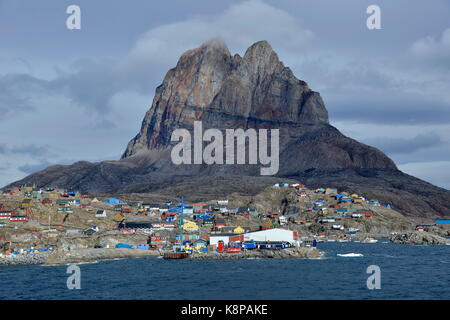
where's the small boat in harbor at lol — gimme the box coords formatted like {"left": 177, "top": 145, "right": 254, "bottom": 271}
{"left": 337, "top": 253, "right": 363, "bottom": 257}
{"left": 163, "top": 252, "right": 189, "bottom": 259}
{"left": 362, "top": 238, "right": 378, "bottom": 243}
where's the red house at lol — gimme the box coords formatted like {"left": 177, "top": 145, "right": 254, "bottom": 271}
{"left": 214, "top": 218, "right": 226, "bottom": 228}
{"left": 10, "top": 216, "right": 29, "bottom": 222}
{"left": 0, "top": 211, "right": 14, "bottom": 219}
{"left": 363, "top": 211, "right": 373, "bottom": 217}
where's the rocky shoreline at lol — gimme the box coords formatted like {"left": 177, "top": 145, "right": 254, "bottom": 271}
{"left": 189, "top": 247, "right": 322, "bottom": 260}
{"left": 390, "top": 231, "right": 450, "bottom": 245}
{"left": 0, "top": 252, "right": 52, "bottom": 266}
{"left": 0, "top": 247, "right": 323, "bottom": 266}
{"left": 44, "top": 248, "right": 162, "bottom": 265}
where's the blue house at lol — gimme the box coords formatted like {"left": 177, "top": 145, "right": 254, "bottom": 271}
{"left": 435, "top": 219, "right": 450, "bottom": 225}
{"left": 104, "top": 198, "right": 120, "bottom": 205}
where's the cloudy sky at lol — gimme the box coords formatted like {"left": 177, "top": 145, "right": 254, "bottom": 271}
{"left": 0, "top": 0, "right": 449, "bottom": 189}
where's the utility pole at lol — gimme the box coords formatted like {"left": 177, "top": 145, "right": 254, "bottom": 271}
{"left": 179, "top": 196, "right": 184, "bottom": 244}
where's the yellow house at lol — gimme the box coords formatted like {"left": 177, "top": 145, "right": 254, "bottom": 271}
{"left": 21, "top": 199, "right": 33, "bottom": 208}
{"left": 113, "top": 214, "right": 125, "bottom": 222}
{"left": 183, "top": 220, "right": 199, "bottom": 232}
{"left": 233, "top": 226, "right": 245, "bottom": 234}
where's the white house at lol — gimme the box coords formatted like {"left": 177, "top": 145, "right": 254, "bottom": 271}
{"left": 278, "top": 216, "right": 287, "bottom": 226}
{"left": 143, "top": 203, "right": 161, "bottom": 211}
{"left": 320, "top": 218, "right": 336, "bottom": 223}
{"left": 159, "top": 206, "right": 169, "bottom": 213}
{"left": 95, "top": 210, "right": 107, "bottom": 218}
{"left": 209, "top": 233, "right": 243, "bottom": 246}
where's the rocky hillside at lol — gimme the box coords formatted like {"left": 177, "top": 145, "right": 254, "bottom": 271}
{"left": 5, "top": 40, "right": 450, "bottom": 219}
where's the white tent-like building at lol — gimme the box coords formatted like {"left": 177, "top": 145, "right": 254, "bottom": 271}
{"left": 243, "top": 228, "right": 299, "bottom": 246}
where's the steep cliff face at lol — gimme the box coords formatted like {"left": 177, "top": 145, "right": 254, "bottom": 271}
{"left": 122, "top": 40, "right": 329, "bottom": 158}
{"left": 5, "top": 40, "right": 450, "bottom": 219}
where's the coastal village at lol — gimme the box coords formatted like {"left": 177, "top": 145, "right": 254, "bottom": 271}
{"left": 1, "top": 182, "right": 449, "bottom": 265}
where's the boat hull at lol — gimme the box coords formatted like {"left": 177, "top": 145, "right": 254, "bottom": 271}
{"left": 163, "top": 252, "right": 189, "bottom": 259}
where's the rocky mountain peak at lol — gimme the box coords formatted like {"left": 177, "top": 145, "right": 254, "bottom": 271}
{"left": 122, "top": 40, "right": 331, "bottom": 157}
{"left": 242, "top": 40, "right": 282, "bottom": 71}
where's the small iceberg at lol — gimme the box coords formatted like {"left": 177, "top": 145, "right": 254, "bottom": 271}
{"left": 337, "top": 253, "right": 364, "bottom": 257}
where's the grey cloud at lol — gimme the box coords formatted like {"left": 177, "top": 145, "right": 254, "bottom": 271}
{"left": 0, "top": 60, "right": 150, "bottom": 118}
{"left": 10, "top": 145, "right": 54, "bottom": 157}
{"left": 410, "top": 28, "right": 450, "bottom": 68}
{"left": 18, "top": 160, "right": 53, "bottom": 175}
{"left": 391, "top": 144, "right": 450, "bottom": 166}
{"left": 0, "top": 143, "right": 55, "bottom": 157}
{"left": 363, "top": 133, "right": 444, "bottom": 155}
{"left": 297, "top": 59, "right": 400, "bottom": 92}
{"left": 326, "top": 90, "right": 450, "bottom": 125}
{"left": 0, "top": 74, "right": 47, "bottom": 118}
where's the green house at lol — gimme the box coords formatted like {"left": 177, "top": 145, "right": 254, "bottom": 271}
{"left": 56, "top": 199, "right": 71, "bottom": 206}
{"left": 32, "top": 191, "right": 42, "bottom": 199}
{"left": 58, "top": 207, "right": 73, "bottom": 213}
{"left": 128, "top": 202, "right": 141, "bottom": 208}
{"left": 249, "top": 210, "right": 261, "bottom": 217}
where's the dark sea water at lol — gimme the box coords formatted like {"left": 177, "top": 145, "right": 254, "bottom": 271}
{"left": 1, "top": 242, "right": 449, "bottom": 300}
